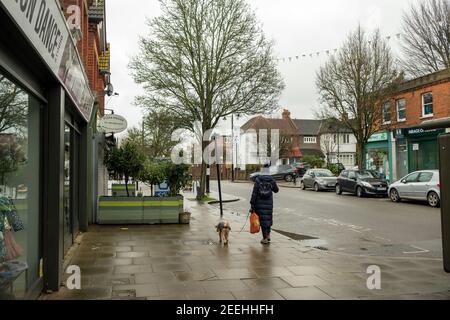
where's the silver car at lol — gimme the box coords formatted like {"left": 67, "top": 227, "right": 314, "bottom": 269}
{"left": 301, "top": 169, "right": 337, "bottom": 192}
{"left": 389, "top": 170, "right": 441, "bottom": 207}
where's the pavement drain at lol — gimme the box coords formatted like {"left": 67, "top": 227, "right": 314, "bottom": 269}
{"left": 112, "top": 290, "right": 136, "bottom": 298}
{"left": 111, "top": 279, "right": 131, "bottom": 285}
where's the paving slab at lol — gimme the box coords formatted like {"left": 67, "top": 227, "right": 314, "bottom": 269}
{"left": 39, "top": 197, "right": 450, "bottom": 300}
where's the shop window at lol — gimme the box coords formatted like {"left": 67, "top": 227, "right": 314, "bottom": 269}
{"left": 396, "top": 99, "right": 406, "bottom": 122}
{"left": 0, "top": 73, "right": 41, "bottom": 299}
{"left": 382, "top": 102, "right": 391, "bottom": 124}
{"left": 422, "top": 93, "right": 433, "bottom": 117}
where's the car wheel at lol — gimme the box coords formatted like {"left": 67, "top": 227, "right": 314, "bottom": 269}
{"left": 427, "top": 191, "right": 440, "bottom": 208}
{"left": 356, "top": 186, "right": 364, "bottom": 198}
{"left": 314, "top": 183, "right": 320, "bottom": 192}
{"left": 390, "top": 189, "right": 401, "bottom": 203}
{"left": 300, "top": 181, "right": 306, "bottom": 190}
{"left": 336, "top": 184, "right": 342, "bottom": 195}
{"left": 285, "top": 175, "right": 293, "bottom": 182}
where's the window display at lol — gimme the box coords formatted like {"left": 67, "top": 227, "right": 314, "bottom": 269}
{"left": 0, "top": 73, "right": 40, "bottom": 299}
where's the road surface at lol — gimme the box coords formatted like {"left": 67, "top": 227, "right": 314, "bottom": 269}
{"left": 210, "top": 181, "right": 443, "bottom": 258}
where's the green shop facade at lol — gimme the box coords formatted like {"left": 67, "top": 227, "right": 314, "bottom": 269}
{"left": 365, "top": 132, "right": 393, "bottom": 182}
{"left": 365, "top": 127, "right": 446, "bottom": 183}
{"left": 0, "top": 0, "right": 99, "bottom": 299}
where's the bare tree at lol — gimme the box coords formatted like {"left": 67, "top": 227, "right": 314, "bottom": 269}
{"left": 124, "top": 109, "right": 181, "bottom": 159}
{"left": 402, "top": 0, "right": 450, "bottom": 77}
{"left": 316, "top": 27, "right": 401, "bottom": 169}
{"left": 130, "top": 0, "right": 284, "bottom": 198}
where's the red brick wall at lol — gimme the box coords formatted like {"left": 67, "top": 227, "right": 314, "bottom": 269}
{"left": 380, "top": 77, "right": 450, "bottom": 131}
{"left": 61, "top": 0, "right": 106, "bottom": 116}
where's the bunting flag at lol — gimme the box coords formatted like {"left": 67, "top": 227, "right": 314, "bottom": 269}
{"left": 275, "top": 32, "right": 404, "bottom": 63}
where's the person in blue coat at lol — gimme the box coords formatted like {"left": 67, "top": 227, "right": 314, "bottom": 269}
{"left": 250, "top": 164, "right": 279, "bottom": 244}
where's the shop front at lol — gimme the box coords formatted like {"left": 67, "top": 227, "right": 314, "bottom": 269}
{"left": 365, "top": 132, "right": 392, "bottom": 182}
{"left": 394, "top": 127, "right": 445, "bottom": 175}
{"left": 0, "top": 0, "right": 95, "bottom": 299}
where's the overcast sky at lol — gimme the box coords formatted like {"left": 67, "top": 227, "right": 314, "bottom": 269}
{"left": 106, "top": 0, "right": 418, "bottom": 135}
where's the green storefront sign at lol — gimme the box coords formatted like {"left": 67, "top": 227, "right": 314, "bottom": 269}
{"left": 368, "top": 132, "right": 388, "bottom": 142}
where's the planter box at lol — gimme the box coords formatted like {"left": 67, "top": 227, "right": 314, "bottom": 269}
{"left": 98, "top": 197, "right": 143, "bottom": 224}
{"left": 97, "top": 196, "right": 184, "bottom": 225}
{"left": 143, "top": 196, "right": 184, "bottom": 224}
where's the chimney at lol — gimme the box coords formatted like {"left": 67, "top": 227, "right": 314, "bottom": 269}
{"left": 282, "top": 109, "right": 291, "bottom": 120}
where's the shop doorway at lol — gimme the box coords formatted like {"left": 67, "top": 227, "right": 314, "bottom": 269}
{"left": 63, "top": 122, "right": 80, "bottom": 256}
{"left": 409, "top": 139, "right": 439, "bottom": 172}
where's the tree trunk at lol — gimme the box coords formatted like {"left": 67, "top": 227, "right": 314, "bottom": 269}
{"left": 197, "top": 139, "right": 210, "bottom": 200}
{"left": 356, "top": 142, "right": 365, "bottom": 170}
{"left": 151, "top": 184, "right": 154, "bottom": 197}
{"left": 125, "top": 175, "right": 130, "bottom": 197}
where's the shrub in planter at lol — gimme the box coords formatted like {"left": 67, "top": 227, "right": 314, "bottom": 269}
{"left": 104, "top": 142, "right": 146, "bottom": 197}
{"left": 139, "top": 160, "right": 166, "bottom": 196}
{"left": 163, "top": 163, "right": 191, "bottom": 197}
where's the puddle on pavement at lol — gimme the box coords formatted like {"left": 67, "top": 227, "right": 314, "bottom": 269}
{"left": 273, "top": 229, "right": 329, "bottom": 250}
{"left": 183, "top": 240, "right": 219, "bottom": 246}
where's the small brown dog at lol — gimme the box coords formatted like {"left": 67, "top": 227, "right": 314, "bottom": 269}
{"left": 216, "top": 221, "right": 231, "bottom": 245}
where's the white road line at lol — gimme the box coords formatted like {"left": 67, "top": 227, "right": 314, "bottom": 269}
{"left": 403, "top": 245, "right": 430, "bottom": 254}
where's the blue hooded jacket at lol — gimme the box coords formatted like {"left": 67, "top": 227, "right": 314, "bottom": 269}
{"left": 250, "top": 175, "right": 279, "bottom": 228}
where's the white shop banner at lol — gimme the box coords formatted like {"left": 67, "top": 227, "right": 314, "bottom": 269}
{"left": 1, "top": 0, "right": 94, "bottom": 122}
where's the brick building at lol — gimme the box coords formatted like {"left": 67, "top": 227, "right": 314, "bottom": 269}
{"left": 367, "top": 68, "right": 450, "bottom": 181}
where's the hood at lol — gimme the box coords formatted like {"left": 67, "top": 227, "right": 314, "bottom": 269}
{"left": 361, "top": 178, "right": 387, "bottom": 184}
{"left": 256, "top": 175, "right": 275, "bottom": 183}
{"left": 316, "top": 177, "right": 337, "bottom": 182}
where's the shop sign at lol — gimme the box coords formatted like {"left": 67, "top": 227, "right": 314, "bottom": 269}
{"left": 405, "top": 128, "right": 444, "bottom": 136}
{"left": 368, "top": 132, "right": 388, "bottom": 143}
{"left": 412, "top": 144, "right": 420, "bottom": 151}
{"left": 155, "top": 181, "right": 170, "bottom": 197}
{"left": 0, "top": 0, "right": 94, "bottom": 122}
{"left": 98, "top": 114, "right": 128, "bottom": 134}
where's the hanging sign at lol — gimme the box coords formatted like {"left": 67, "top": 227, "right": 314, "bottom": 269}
{"left": 98, "top": 114, "right": 128, "bottom": 134}
{"left": 0, "top": 0, "right": 95, "bottom": 122}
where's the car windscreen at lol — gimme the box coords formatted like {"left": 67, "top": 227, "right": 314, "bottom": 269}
{"left": 315, "top": 171, "right": 334, "bottom": 177}
{"left": 356, "top": 171, "right": 376, "bottom": 179}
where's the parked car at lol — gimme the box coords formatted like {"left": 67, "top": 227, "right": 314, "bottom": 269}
{"left": 291, "top": 162, "right": 311, "bottom": 178}
{"left": 300, "top": 169, "right": 337, "bottom": 192}
{"left": 388, "top": 170, "right": 440, "bottom": 208}
{"left": 336, "top": 170, "right": 389, "bottom": 197}
{"left": 250, "top": 165, "right": 297, "bottom": 182}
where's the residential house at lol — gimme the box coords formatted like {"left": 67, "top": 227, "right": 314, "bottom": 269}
{"left": 293, "top": 119, "right": 326, "bottom": 161}
{"left": 319, "top": 124, "right": 357, "bottom": 169}
{"left": 240, "top": 110, "right": 302, "bottom": 165}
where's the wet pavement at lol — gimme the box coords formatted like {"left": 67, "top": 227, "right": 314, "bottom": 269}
{"left": 39, "top": 195, "right": 450, "bottom": 300}
{"left": 215, "top": 181, "right": 444, "bottom": 258}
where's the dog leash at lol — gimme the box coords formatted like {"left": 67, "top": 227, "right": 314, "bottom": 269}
{"left": 238, "top": 210, "right": 251, "bottom": 233}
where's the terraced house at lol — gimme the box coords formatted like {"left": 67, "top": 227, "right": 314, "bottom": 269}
{"left": 370, "top": 68, "right": 450, "bottom": 182}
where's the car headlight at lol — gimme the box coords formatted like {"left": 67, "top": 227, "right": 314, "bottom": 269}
{"left": 361, "top": 181, "right": 372, "bottom": 188}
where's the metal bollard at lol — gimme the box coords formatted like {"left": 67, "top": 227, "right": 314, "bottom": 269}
{"left": 439, "top": 133, "right": 450, "bottom": 273}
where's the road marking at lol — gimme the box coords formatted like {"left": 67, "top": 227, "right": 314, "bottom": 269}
{"left": 403, "top": 245, "right": 430, "bottom": 254}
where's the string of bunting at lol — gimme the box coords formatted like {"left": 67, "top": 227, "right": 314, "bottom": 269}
{"left": 275, "top": 32, "right": 404, "bottom": 63}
